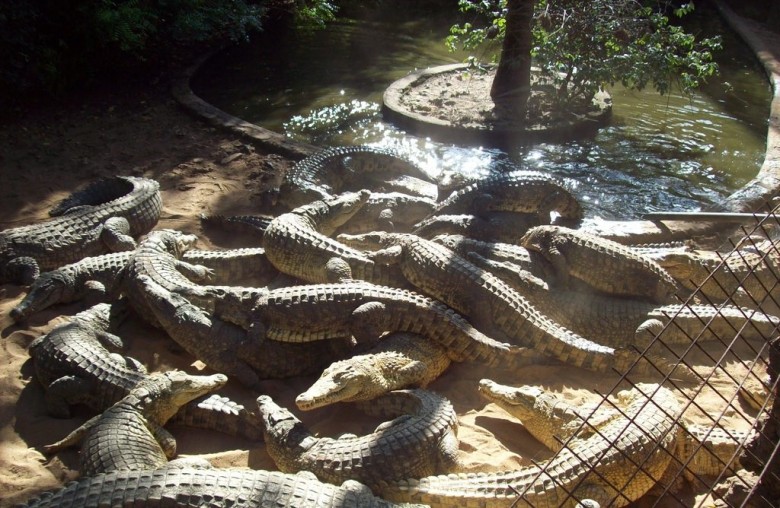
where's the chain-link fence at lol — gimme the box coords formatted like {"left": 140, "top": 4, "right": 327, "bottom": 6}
{"left": 511, "top": 209, "right": 780, "bottom": 507}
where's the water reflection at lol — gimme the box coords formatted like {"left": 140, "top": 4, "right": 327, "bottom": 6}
{"left": 193, "top": 7, "right": 771, "bottom": 220}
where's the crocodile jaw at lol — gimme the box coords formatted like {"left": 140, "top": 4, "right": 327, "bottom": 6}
{"left": 11, "top": 273, "right": 70, "bottom": 322}
{"left": 478, "top": 379, "right": 541, "bottom": 416}
{"left": 164, "top": 372, "right": 228, "bottom": 414}
{"left": 296, "top": 372, "right": 365, "bottom": 411}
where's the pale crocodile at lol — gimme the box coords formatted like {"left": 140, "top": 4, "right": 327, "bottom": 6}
{"left": 258, "top": 389, "right": 460, "bottom": 487}
{"left": 520, "top": 225, "right": 680, "bottom": 303}
{"left": 296, "top": 332, "right": 453, "bottom": 410}
{"left": 428, "top": 170, "right": 583, "bottom": 223}
{"left": 464, "top": 251, "right": 780, "bottom": 349}
{"left": 478, "top": 380, "right": 752, "bottom": 491}
{"left": 262, "top": 190, "right": 406, "bottom": 285}
{"left": 655, "top": 238, "right": 780, "bottom": 310}
{"left": 43, "top": 370, "right": 227, "bottom": 476}
{"left": 0, "top": 175, "right": 161, "bottom": 284}
{"left": 338, "top": 232, "right": 691, "bottom": 379}
{"left": 279, "top": 145, "right": 436, "bottom": 208}
{"left": 28, "top": 302, "right": 265, "bottom": 440}
{"left": 207, "top": 280, "right": 526, "bottom": 367}
{"left": 381, "top": 383, "right": 681, "bottom": 507}
{"left": 18, "top": 467, "right": 422, "bottom": 508}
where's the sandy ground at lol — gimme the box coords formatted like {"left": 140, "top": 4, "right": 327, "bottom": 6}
{"left": 0, "top": 79, "right": 771, "bottom": 507}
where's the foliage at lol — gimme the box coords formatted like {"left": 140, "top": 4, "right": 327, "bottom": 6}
{"left": 0, "top": 0, "right": 274, "bottom": 97}
{"left": 446, "top": 0, "right": 721, "bottom": 106}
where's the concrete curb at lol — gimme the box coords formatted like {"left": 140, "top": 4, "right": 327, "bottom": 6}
{"left": 171, "top": 53, "right": 319, "bottom": 161}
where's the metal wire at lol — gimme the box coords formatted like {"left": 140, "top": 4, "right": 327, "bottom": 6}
{"left": 510, "top": 204, "right": 780, "bottom": 507}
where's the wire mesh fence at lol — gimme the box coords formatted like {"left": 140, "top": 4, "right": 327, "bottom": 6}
{"left": 510, "top": 207, "right": 780, "bottom": 507}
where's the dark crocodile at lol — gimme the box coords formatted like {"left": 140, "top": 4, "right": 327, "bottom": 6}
{"left": 28, "top": 302, "right": 265, "bottom": 440}
{"left": 258, "top": 389, "right": 460, "bottom": 487}
{"left": 18, "top": 467, "right": 422, "bottom": 508}
{"left": 43, "top": 371, "right": 227, "bottom": 476}
{"left": 208, "top": 280, "right": 525, "bottom": 367}
{"left": 336, "top": 192, "right": 437, "bottom": 235}
{"left": 412, "top": 211, "right": 543, "bottom": 243}
{"left": 0, "top": 176, "right": 161, "bottom": 285}
{"left": 262, "top": 190, "right": 406, "bottom": 285}
{"left": 141, "top": 275, "right": 351, "bottom": 387}
{"left": 427, "top": 170, "right": 583, "bottom": 223}
{"left": 430, "top": 233, "right": 554, "bottom": 279}
{"left": 11, "top": 251, "right": 132, "bottom": 322}
{"left": 278, "top": 145, "right": 436, "bottom": 208}
{"left": 123, "top": 229, "right": 214, "bottom": 323}
{"left": 200, "top": 213, "right": 272, "bottom": 242}
{"left": 11, "top": 246, "right": 280, "bottom": 322}
{"left": 520, "top": 225, "right": 680, "bottom": 303}
{"left": 296, "top": 332, "right": 453, "bottom": 410}
{"left": 339, "top": 232, "right": 693, "bottom": 379}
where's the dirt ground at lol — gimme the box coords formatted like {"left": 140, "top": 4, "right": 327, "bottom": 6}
{"left": 0, "top": 76, "right": 773, "bottom": 507}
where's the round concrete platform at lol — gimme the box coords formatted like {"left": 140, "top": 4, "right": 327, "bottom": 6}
{"left": 382, "top": 63, "right": 613, "bottom": 146}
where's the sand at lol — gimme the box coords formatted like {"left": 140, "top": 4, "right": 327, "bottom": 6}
{"left": 0, "top": 81, "right": 770, "bottom": 507}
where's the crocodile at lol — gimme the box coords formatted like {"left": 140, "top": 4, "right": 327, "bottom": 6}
{"left": 28, "top": 302, "right": 266, "bottom": 440}
{"left": 278, "top": 145, "right": 436, "bottom": 208}
{"left": 123, "top": 229, "right": 216, "bottom": 323}
{"left": 478, "top": 379, "right": 752, "bottom": 488}
{"left": 335, "top": 192, "right": 437, "bottom": 235}
{"left": 337, "top": 232, "right": 691, "bottom": 379}
{"left": 430, "top": 233, "right": 554, "bottom": 280}
{"left": 18, "top": 467, "right": 422, "bottom": 508}
{"left": 206, "top": 280, "right": 526, "bottom": 367}
{"left": 258, "top": 389, "right": 460, "bottom": 488}
{"left": 380, "top": 382, "right": 681, "bottom": 507}
{"left": 412, "top": 211, "right": 543, "bottom": 243}
{"left": 463, "top": 251, "right": 780, "bottom": 349}
{"left": 0, "top": 175, "right": 161, "bottom": 285}
{"left": 520, "top": 225, "right": 680, "bottom": 304}
{"left": 262, "top": 190, "right": 406, "bottom": 285}
{"left": 11, "top": 251, "right": 133, "bottom": 322}
{"left": 427, "top": 170, "right": 583, "bottom": 223}
{"left": 141, "top": 275, "right": 351, "bottom": 387}
{"left": 654, "top": 239, "right": 780, "bottom": 309}
{"left": 11, "top": 246, "right": 280, "bottom": 322}
{"left": 43, "top": 370, "right": 227, "bottom": 476}
{"left": 296, "top": 332, "right": 453, "bottom": 410}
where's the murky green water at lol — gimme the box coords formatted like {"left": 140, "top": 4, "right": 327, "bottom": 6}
{"left": 192, "top": 6, "right": 771, "bottom": 220}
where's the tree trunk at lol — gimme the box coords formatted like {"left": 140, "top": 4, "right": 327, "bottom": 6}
{"left": 490, "top": 0, "right": 534, "bottom": 121}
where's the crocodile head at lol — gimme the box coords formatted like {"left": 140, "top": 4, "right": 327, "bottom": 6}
{"left": 295, "top": 362, "right": 376, "bottom": 410}
{"left": 337, "top": 231, "right": 407, "bottom": 251}
{"left": 153, "top": 229, "right": 199, "bottom": 257}
{"left": 478, "top": 379, "right": 544, "bottom": 421}
{"left": 132, "top": 370, "right": 228, "bottom": 424}
{"left": 10, "top": 271, "right": 75, "bottom": 322}
{"left": 309, "top": 190, "right": 372, "bottom": 234}
{"left": 256, "top": 395, "right": 314, "bottom": 450}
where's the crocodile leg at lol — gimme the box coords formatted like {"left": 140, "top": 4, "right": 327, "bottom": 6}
{"left": 100, "top": 216, "right": 137, "bottom": 251}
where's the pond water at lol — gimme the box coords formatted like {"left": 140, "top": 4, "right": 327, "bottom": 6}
{"left": 192, "top": 5, "right": 771, "bottom": 220}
